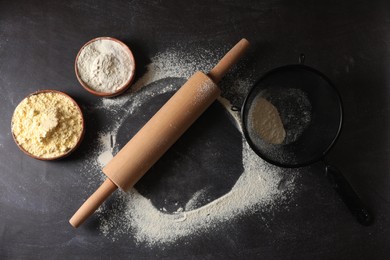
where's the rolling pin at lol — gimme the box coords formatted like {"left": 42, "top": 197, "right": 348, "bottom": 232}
{"left": 69, "top": 38, "right": 250, "bottom": 228}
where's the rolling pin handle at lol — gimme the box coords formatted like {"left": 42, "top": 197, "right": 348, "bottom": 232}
{"left": 69, "top": 178, "right": 118, "bottom": 228}
{"left": 208, "top": 38, "right": 250, "bottom": 83}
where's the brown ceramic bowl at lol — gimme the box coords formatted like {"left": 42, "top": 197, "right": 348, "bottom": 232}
{"left": 11, "top": 90, "right": 85, "bottom": 161}
{"left": 74, "top": 37, "right": 136, "bottom": 97}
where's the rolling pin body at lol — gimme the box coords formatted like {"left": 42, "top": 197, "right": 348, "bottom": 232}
{"left": 103, "top": 71, "right": 219, "bottom": 190}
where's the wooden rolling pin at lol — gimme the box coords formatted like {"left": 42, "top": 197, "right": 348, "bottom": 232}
{"left": 69, "top": 38, "right": 250, "bottom": 228}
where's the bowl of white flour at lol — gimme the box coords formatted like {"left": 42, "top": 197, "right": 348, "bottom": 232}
{"left": 75, "top": 37, "right": 136, "bottom": 97}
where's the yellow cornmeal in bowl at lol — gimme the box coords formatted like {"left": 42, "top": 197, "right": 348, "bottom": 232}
{"left": 11, "top": 91, "right": 84, "bottom": 159}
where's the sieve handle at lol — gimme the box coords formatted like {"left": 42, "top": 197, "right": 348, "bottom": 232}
{"left": 325, "top": 165, "right": 373, "bottom": 226}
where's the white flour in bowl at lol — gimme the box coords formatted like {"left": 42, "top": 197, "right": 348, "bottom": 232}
{"left": 79, "top": 47, "right": 297, "bottom": 245}
{"left": 76, "top": 39, "right": 134, "bottom": 93}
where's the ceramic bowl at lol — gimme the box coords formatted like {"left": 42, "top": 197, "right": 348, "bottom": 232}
{"left": 74, "top": 37, "right": 136, "bottom": 97}
{"left": 11, "top": 90, "right": 85, "bottom": 160}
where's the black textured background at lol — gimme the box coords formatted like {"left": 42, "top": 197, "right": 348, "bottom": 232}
{"left": 0, "top": 0, "right": 389, "bottom": 259}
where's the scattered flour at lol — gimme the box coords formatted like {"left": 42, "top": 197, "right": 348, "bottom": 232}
{"left": 97, "top": 150, "right": 113, "bottom": 167}
{"left": 79, "top": 47, "right": 296, "bottom": 245}
{"left": 99, "top": 49, "right": 218, "bottom": 110}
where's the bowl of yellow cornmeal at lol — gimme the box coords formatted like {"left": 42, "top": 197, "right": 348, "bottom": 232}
{"left": 11, "top": 90, "right": 85, "bottom": 160}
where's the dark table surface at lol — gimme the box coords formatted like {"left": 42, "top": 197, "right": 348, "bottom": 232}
{"left": 1, "top": 0, "right": 390, "bottom": 259}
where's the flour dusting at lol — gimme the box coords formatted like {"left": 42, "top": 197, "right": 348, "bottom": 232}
{"left": 78, "top": 47, "right": 296, "bottom": 246}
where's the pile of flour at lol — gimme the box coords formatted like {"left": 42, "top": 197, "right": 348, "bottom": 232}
{"left": 249, "top": 97, "right": 286, "bottom": 145}
{"left": 76, "top": 39, "right": 134, "bottom": 93}
{"left": 79, "top": 47, "right": 297, "bottom": 245}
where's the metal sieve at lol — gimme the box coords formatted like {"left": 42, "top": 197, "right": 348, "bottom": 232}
{"left": 240, "top": 56, "right": 372, "bottom": 225}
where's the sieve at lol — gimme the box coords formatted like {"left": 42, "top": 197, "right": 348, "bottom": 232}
{"left": 240, "top": 55, "right": 372, "bottom": 225}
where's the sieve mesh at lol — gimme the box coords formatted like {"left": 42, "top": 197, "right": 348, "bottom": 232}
{"left": 242, "top": 65, "right": 342, "bottom": 168}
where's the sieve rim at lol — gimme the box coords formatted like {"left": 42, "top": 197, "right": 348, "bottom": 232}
{"left": 241, "top": 64, "right": 343, "bottom": 168}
